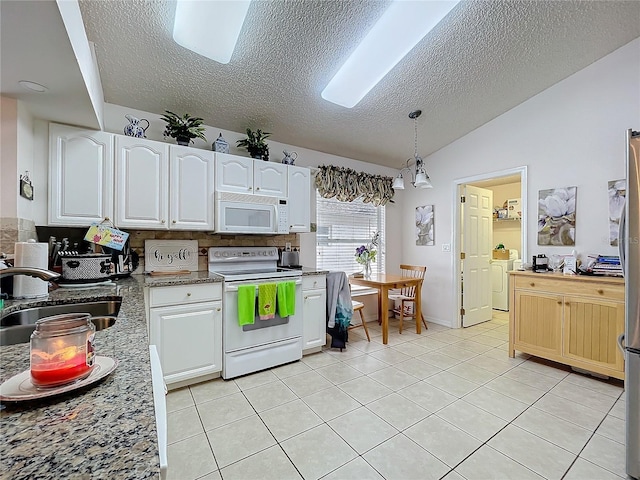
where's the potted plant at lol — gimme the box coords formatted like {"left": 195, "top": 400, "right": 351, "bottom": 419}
{"left": 161, "top": 110, "right": 207, "bottom": 146}
{"left": 236, "top": 128, "right": 271, "bottom": 161}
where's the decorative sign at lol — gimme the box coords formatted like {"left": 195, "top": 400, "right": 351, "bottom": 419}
{"left": 84, "top": 223, "right": 129, "bottom": 251}
{"left": 144, "top": 240, "right": 198, "bottom": 272}
{"left": 19, "top": 172, "right": 34, "bottom": 201}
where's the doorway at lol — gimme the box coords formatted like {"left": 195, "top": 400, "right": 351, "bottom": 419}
{"left": 453, "top": 167, "right": 528, "bottom": 328}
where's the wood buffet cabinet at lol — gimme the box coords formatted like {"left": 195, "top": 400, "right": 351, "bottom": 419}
{"left": 509, "top": 271, "right": 625, "bottom": 380}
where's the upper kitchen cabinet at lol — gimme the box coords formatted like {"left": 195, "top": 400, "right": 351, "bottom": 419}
{"left": 115, "top": 137, "right": 215, "bottom": 230}
{"left": 288, "top": 165, "right": 311, "bottom": 232}
{"left": 215, "top": 153, "right": 288, "bottom": 198}
{"left": 169, "top": 146, "right": 215, "bottom": 230}
{"left": 115, "top": 136, "right": 169, "bottom": 229}
{"left": 48, "top": 124, "right": 114, "bottom": 226}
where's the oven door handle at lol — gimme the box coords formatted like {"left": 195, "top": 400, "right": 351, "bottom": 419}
{"left": 225, "top": 279, "right": 302, "bottom": 292}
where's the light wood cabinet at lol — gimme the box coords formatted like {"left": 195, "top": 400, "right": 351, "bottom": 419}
{"left": 48, "top": 124, "right": 114, "bottom": 226}
{"left": 509, "top": 271, "right": 625, "bottom": 379}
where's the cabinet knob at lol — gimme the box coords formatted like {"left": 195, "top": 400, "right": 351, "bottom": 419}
{"left": 557, "top": 300, "right": 562, "bottom": 305}
{"left": 529, "top": 282, "right": 535, "bottom": 287}
{"left": 304, "top": 296, "right": 308, "bottom": 300}
{"left": 172, "top": 220, "right": 176, "bottom": 224}
{"left": 248, "top": 187, "right": 252, "bottom": 191}
{"left": 256, "top": 187, "right": 260, "bottom": 191}
{"left": 216, "top": 307, "right": 221, "bottom": 312}
{"left": 597, "top": 289, "right": 604, "bottom": 295}
{"left": 187, "top": 292, "right": 191, "bottom": 297}
{"left": 161, "top": 220, "right": 166, "bottom": 224}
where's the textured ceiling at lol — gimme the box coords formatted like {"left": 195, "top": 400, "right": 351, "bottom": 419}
{"left": 11, "top": 1, "right": 640, "bottom": 170}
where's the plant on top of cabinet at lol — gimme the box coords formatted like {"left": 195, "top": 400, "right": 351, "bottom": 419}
{"left": 237, "top": 128, "right": 270, "bottom": 161}
{"left": 161, "top": 110, "right": 207, "bottom": 146}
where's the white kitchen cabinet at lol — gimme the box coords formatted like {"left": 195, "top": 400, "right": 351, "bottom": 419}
{"left": 215, "top": 153, "right": 254, "bottom": 193}
{"left": 288, "top": 165, "right": 311, "bottom": 232}
{"left": 254, "top": 161, "right": 288, "bottom": 197}
{"left": 302, "top": 275, "right": 327, "bottom": 353}
{"left": 48, "top": 123, "right": 114, "bottom": 226}
{"left": 115, "top": 136, "right": 169, "bottom": 229}
{"left": 215, "top": 152, "right": 288, "bottom": 198}
{"left": 149, "top": 283, "right": 223, "bottom": 387}
{"left": 170, "top": 146, "right": 215, "bottom": 230}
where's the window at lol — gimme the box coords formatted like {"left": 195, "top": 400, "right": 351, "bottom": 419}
{"left": 316, "top": 191, "right": 385, "bottom": 274}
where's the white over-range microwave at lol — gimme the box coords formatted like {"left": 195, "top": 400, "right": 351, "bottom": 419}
{"left": 215, "top": 192, "right": 289, "bottom": 234}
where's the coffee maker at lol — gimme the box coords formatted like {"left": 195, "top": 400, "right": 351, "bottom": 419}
{"left": 532, "top": 254, "right": 549, "bottom": 272}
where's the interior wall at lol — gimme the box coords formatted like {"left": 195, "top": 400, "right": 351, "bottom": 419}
{"left": 1, "top": 96, "right": 18, "bottom": 218}
{"left": 486, "top": 182, "right": 522, "bottom": 257}
{"left": 16, "top": 101, "right": 35, "bottom": 221}
{"left": 26, "top": 103, "right": 401, "bottom": 270}
{"left": 401, "top": 37, "right": 640, "bottom": 328}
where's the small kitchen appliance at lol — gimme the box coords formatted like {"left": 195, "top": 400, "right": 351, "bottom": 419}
{"left": 208, "top": 246, "right": 303, "bottom": 379}
{"left": 215, "top": 192, "right": 289, "bottom": 234}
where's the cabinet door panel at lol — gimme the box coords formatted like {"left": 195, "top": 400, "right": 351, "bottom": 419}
{"left": 170, "top": 146, "right": 215, "bottom": 230}
{"left": 115, "top": 137, "right": 169, "bottom": 228}
{"left": 150, "top": 301, "right": 222, "bottom": 383}
{"left": 288, "top": 166, "right": 310, "bottom": 232}
{"left": 48, "top": 124, "right": 114, "bottom": 225}
{"left": 514, "top": 291, "right": 562, "bottom": 356}
{"left": 215, "top": 153, "right": 253, "bottom": 193}
{"left": 563, "top": 296, "right": 624, "bottom": 372}
{"left": 254, "top": 162, "right": 288, "bottom": 197}
{"left": 303, "top": 288, "right": 326, "bottom": 350}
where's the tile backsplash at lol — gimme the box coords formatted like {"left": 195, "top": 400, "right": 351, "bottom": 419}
{"left": 0, "top": 217, "right": 37, "bottom": 254}
{"left": 129, "top": 230, "right": 300, "bottom": 272}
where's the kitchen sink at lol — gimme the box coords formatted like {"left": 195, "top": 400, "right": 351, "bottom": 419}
{"left": 0, "top": 299, "right": 122, "bottom": 346}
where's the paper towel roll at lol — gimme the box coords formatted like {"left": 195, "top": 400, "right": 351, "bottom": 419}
{"left": 13, "top": 240, "right": 49, "bottom": 299}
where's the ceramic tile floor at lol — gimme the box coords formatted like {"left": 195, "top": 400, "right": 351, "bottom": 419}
{"left": 165, "top": 311, "right": 628, "bottom": 480}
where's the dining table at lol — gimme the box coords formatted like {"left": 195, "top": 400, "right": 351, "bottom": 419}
{"left": 348, "top": 273, "right": 423, "bottom": 344}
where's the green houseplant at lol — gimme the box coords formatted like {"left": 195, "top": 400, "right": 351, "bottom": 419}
{"left": 236, "top": 128, "right": 271, "bottom": 161}
{"left": 161, "top": 110, "right": 207, "bottom": 146}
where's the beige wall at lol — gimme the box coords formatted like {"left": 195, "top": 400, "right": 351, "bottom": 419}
{"left": 488, "top": 182, "right": 522, "bottom": 257}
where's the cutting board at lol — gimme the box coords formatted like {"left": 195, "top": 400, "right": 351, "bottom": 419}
{"left": 144, "top": 240, "right": 199, "bottom": 272}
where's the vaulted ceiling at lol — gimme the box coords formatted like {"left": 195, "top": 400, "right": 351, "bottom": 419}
{"left": 3, "top": 1, "right": 640, "bottom": 169}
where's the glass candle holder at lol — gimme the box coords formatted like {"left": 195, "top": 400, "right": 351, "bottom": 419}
{"left": 30, "top": 313, "right": 96, "bottom": 388}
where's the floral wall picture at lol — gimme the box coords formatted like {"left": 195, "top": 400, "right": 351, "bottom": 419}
{"left": 416, "top": 205, "right": 434, "bottom": 246}
{"left": 538, "top": 187, "right": 577, "bottom": 246}
{"left": 608, "top": 179, "right": 626, "bottom": 246}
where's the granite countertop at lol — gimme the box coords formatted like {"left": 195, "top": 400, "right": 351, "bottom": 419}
{"left": 300, "top": 267, "right": 329, "bottom": 276}
{"left": 0, "top": 272, "right": 222, "bottom": 479}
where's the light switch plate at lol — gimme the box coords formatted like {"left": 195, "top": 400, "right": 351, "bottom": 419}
{"left": 442, "top": 243, "right": 451, "bottom": 252}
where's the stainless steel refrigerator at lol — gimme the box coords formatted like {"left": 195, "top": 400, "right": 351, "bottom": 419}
{"left": 619, "top": 128, "right": 640, "bottom": 480}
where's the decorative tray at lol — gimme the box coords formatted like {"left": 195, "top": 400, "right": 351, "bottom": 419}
{"left": 0, "top": 356, "right": 118, "bottom": 402}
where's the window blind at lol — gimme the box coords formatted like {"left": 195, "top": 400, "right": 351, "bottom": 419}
{"left": 316, "top": 191, "right": 385, "bottom": 274}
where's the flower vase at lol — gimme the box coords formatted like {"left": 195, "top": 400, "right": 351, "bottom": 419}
{"left": 364, "top": 261, "right": 372, "bottom": 278}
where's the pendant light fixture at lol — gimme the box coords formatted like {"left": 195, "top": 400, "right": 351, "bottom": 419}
{"left": 392, "top": 110, "right": 433, "bottom": 190}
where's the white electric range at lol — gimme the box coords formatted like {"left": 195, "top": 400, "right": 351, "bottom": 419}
{"left": 208, "top": 247, "right": 303, "bottom": 379}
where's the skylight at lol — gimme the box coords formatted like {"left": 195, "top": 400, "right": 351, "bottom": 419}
{"left": 321, "top": 0, "right": 460, "bottom": 108}
{"left": 173, "top": 0, "right": 251, "bottom": 65}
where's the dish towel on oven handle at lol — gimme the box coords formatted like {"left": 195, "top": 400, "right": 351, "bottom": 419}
{"left": 277, "top": 281, "right": 296, "bottom": 317}
{"left": 258, "top": 283, "right": 277, "bottom": 320}
{"left": 238, "top": 284, "right": 256, "bottom": 326}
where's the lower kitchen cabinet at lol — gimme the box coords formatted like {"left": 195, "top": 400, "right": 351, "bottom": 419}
{"left": 509, "top": 271, "right": 625, "bottom": 380}
{"left": 148, "top": 283, "right": 222, "bottom": 387}
{"left": 302, "top": 275, "right": 327, "bottom": 354}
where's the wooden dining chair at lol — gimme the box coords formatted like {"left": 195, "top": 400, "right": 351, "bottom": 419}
{"left": 388, "top": 264, "right": 427, "bottom": 334}
{"left": 348, "top": 287, "right": 370, "bottom": 342}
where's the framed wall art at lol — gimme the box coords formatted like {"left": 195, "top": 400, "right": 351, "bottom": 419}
{"left": 537, "top": 186, "right": 576, "bottom": 246}
{"left": 416, "top": 205, "right": 434, "bottom": 246}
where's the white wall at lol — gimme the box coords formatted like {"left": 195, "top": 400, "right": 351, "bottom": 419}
{"left": 1, "top": 96, "right": 18, "bottom": 218}
{"left": 402, "top": 38, "right": 640, "bottom": 328}
{"left": 16, "top": 101, "right": 35, "bottom": 220}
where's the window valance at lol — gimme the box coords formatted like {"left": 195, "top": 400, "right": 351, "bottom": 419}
{"left": 314, "top": 165, "right": 395, "bottom": 206}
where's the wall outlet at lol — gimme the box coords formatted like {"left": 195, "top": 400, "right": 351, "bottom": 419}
{"left": 285, "top": 242, "right": 292, "bottom": 251}
{"left": 442, "top": 243, "right": 451, "bottom": 252}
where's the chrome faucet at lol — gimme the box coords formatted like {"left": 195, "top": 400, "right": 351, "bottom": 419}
{"left": 0, "top": 267, "right": 61, "bottom": 281}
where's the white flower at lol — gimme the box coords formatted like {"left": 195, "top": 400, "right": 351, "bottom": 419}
{"left": 416, "top": 205, "right": 433, "bottom": 225}
{"left": 539, "top": 188, "right": 576, "bottom": 218}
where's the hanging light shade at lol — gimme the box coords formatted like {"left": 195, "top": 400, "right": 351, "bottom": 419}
{"left": 392, "top": 110, "right": 433, "bottom": 189}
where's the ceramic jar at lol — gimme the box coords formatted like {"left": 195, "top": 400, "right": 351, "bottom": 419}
{"left": 213, "top": 133, "right": 230, "bottom": 153}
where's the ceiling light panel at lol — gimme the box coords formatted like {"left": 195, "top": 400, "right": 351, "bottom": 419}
{"left": 173, "top": 0, "right": 251, "bottom": 64}
{"left": 321, "top": 0, "right": 460, "bottom": 108}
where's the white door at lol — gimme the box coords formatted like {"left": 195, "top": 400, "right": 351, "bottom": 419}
{"left": 288, "top": 166, "right": 311, "bottom": 232}
{"left": 150, "top": 301, "right": 222, "bottom": 385}
{"left": 214, "top": 153, "right": 253, "bottom": 193}
{"left": 303, "top": 288, "right": 327, "bottom": 350}
{"left": 115, "top": 136, "right": 169, "bottom": 229}
{"left": 48, "top": 124, "right": 114, "bottom": 226}
{"left": 462, "top": 185, "right": 493, "bottom": 327}
{"left": 254, "top": 162, "right": 288, "bottom": 197}
{"left": 169, "top": 146, "right": 215, "bottom": 230}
